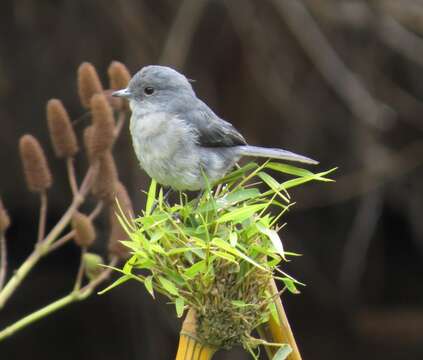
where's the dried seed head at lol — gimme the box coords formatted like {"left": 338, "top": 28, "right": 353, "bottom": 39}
{"left": 89, "top": 94, "right": 115, "bottom": 160}
{"left": 92, "top": 151, "right": 118, "bottom": 203}
{"left": 0, "top": 199, "right": 11, "bottom": 232}
{"left": 108, "top": 208, "right": 129, "bottom": 259}
{"left": 108, "top": 181, "right": 133, "bottom": 259}
{"left": 19, "top": 135, "right": 53, "bottom": 192}
{"left": 72, "top": 211, "right": 96, "bottom": 248}
{"left": 83, "top": 125, "right": 94, "bottom": 164}
{"left": 83, "top": 252, "right": 104, "bottom": 280}
{"left": 108, "top": 61, "right": 131, "bottom": 90}
{"left": 114, "top": 181, "right": 134, "bottom": 218}
{"left": 77, "top": 62, "right": 103, "bottom": 109}
{"left": 46, "top": 99, "right": 78, "bottom": 158}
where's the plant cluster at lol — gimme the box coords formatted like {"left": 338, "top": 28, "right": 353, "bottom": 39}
{"left": 0, "top": 61, "right": 133, "bottom": 341}
{"left": 104, "top": 160, "right": 335, "bottom": 356}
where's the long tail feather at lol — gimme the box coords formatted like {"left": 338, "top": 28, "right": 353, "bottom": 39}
{"left": 238, "top": 145, "right": 318, "bottom": 165}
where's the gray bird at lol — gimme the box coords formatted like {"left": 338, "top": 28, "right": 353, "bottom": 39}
{"left": 113, "top": 65, "right": 318, "bottom": 191}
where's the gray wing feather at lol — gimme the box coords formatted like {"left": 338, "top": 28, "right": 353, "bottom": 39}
{"left": 184, "top": 100, "right": 247, "bottom": 147}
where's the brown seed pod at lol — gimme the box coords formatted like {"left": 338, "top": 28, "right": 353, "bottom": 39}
{"left": 19, "top": 134, "right": 53, "bottom": 192}
{"left": 114, "top": 181, "right": 134, "bottom": 218}
{"left": 46, "top": 99, "right": 78, "bottom": 158}
{"left": 92, "top": 151, "right": 118, "bottom": 203}
{"left": 72, "top": 211, "right": 96, "bottom": 248}
{"left": 108, "top": 61, "right": 131, "bottom": 90}
{"left": 108, "top": 181, "right": 133, "bottom": 259}
{"left": 108, "top": 208, "right": 129, "bottom": 259}
{"left": 0, "top": 199, "right": 11, "bottom": 232}
{"left": 89, "top": 94, "right": 115, "bottom": 160}
{"left": 77, "top": 62, "right": 103, "bottom": 109}
{"left": 83, "top": 125, "right": 94, "bottom": 164}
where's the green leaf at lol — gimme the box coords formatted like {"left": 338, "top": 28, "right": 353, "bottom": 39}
{"left": 211, "top": 238, "right": 268, "bottom": 271}
{"left": 145, "top": 180, "right": 157, "bottom": 215}
{"left": 282, "top": 277, "right": 300, "bottom": 294}
{"left": 98, "top": 274, "right": 131, "bottom": 295}
{"left": 231, "top": 300, "right": 253, "bottom": 308}
{"left": 184, "top": 260, "right": 206, "bottom": 278}
{"left": 158, "top": 276, "right": 179, "bottom": 296}
{"left": 229, "top": 232, "right": 238, "bottom": 247}
{"left": 282, "top": 168, "right": 337, "bottom": 190}
{"left": 257, "top": 172, "right": 290, "bottom": 203}
{"left": 210, "top": 250, "right": 237, "bottom": 263}
{"left": 175, "top": 297, "right": 185, "bottom": 318}
{"left": 224, "top": 188, "right": 261, "bottom": 204}
{"left": 268, "top": 301, "right": 279, "bottom": 325}
{"left": 217, "top": 204, "right": 267, "bottom": 224}
{"left": 144, "top": 275, "right": 155, "bottom": 298}
{"left": 266, "top": 162, "right": 314, "bottom": 177}
{"left": 216, "top": 162, "right": 258, "bottom": 184}
{"left": 256, "top": 223, "right": 286, "bottom": 261}
{"left": 272, "top": 344, "right": 292, "bottom": 360}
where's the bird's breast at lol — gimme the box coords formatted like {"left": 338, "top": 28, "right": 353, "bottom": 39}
{"left": 129, "top": 111, "right": 201, "bottom": 188}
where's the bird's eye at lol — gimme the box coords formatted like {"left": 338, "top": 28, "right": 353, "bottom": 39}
{"left": 144, "top": 87, "right": 155, "bottom": 95}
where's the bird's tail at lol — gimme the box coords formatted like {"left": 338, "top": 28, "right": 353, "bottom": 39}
{"left": 238, "top": 145, "right": 318, "bottom": 165}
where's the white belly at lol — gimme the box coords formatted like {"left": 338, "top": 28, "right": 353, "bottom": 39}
{"left": 130, "top": 112, "right": 203, "bottom": 190}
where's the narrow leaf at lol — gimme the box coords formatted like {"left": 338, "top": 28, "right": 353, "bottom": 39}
{"left": 158, "top": 276, "right": 179, "bottom": 296}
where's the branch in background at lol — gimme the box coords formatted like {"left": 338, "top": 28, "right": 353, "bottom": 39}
{"left": 270, "top": 0, "right": 394, "bottom": 130}
{"left": 0, "top": 256, "right": 118, "bottom": 342}
{"left": 159, "top": 0, "right": 208, "bottom": 67}
{"left": 339, "top": 190, "right": 383, "bottom": 309}
{"left": 0, "top": 200, "right": 10, "bottom": 290}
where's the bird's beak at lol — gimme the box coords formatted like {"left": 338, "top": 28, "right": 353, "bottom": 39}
{"left": 112, "top": 88, "right": 132, "bottom": 98}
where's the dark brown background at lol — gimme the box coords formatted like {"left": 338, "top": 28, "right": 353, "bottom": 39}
{"left": 1, "top": 0, "right": 423, "bottom": 359}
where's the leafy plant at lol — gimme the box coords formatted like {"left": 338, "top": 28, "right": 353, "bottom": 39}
{"left": 102, "top": 160, "right": 335, "bottom": 358}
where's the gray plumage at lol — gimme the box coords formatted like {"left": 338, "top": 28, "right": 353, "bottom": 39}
{"left": 113, "top": 65, "right": 318, "bottom": 191}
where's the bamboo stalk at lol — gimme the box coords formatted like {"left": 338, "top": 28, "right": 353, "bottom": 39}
{"left": 175, "top": 309, "right": 217, "bottom": 360}
{"left": 258, "top": 279, "right": 302, "bottom": 360}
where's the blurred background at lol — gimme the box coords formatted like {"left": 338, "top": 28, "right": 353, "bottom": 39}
{"left": 1, "top": 0, "right": 423, "bottom": 359}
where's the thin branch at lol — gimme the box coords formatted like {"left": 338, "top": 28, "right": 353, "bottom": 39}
{"left": 270, "top": 0, "right": 394, "bottom": 130}
{"left": 339, "top": 190, "right": 383, "bottom": 308}
{"left": 89, "top": 201, "right": 104, "bottom": 220}
{"left": 0, "top": 164, "right": 98, "bottom": 310}
{"left": 0, "top": 234, "right": 7, "bottom": 290}
{"left": 73, "top": 247, "right": 86, "bottom": 291}
{"left": 37, "top": 192, "right": 48, "bottom": 244}
{"left": 66, "top": 157, "right": 78, "bottom": 197}
{"left": 0, "top": 257, "right": 118, "bottom": 341}
{"left": 114, "top": 111, "right": 127, "bottom": 138}
{"left": 47, "top": 201, "right": 103, "bottom": 254}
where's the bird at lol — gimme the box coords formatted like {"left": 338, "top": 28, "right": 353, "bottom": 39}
{"left": 113, "top": 65, "right": 318, "bottom": 191}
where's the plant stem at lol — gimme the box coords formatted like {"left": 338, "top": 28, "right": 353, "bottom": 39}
{"left": 37, "top": 191, "right": 48, "bottom": 244}
{"left": 66, "top": 157, "right": 78, "bottom": 196}
{"left": 175, "top": 309, "right": 217, "bottom": 360}
{"left": 268, "top": 279, "right": 302, "bottom": 360}
{"left": 0, "top": 257, "right": 117, "bottom": 342}
{"left": 0, "top": 233, "right": 7, "bottom": 290}
{"left": 114, "top": 110, "right": 127, "bottom": 137}
{"left": 73, "top": 247, "right": 86, "bottom": 291}
{"left": 0, "top": 165, "right": 97, "bottom": 310}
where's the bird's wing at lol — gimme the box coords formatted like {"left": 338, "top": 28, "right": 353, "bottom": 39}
{"left": 185, "top": 101, "right": 247, "bottom": 147}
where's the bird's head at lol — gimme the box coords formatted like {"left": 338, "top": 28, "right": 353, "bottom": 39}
{"left": 112, "top": 65, "right": 195, "bottom": 112}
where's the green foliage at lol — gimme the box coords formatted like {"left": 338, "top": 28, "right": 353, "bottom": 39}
{"left": 101, "top": 160, "right": 335, "bottom": 353}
